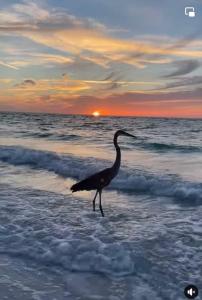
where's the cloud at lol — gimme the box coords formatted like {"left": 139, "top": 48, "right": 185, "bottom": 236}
{"left": 23, "top": 79, "right": 36, "bottom": 85}
{"left": 161, "top": 76, "right": 202, "bottom": 90}
{"left": 164, "top": 60, "right": 200, "bottom": 78}
{"left": 15, "top": 79, "right": 36, "bottom": 88}
{"left": 13, "top": 1, "right": 50, "bottom": 22}
{"left": 0, "top": 1, "right": 107, "bottom": 32}
{"left": 100, "top": 71, "right": 123, "bottom": 91}
{"left": 0, "top": 60, "right": 18, "bottom": 70}
{"left": 110, "top": 34, "right": 202, "bottom": 70}
{"left": 80, "top": 54, "right": 110, "bottom": 68}
{"left": 9, "top": 53, "right": 74, "bottom": 68}
{"left": 1, "top": 86, "right": 201, "bottom": 117}
{"left": 44, "top": 89, "right": 202, "bottom": 109}
{"left": 12, "top": 77, "right": 91, "bottom": 94}
{"left": 1, "top": 1, "right": 202, "bottom": 73}
{"left": 40, "top": 89, "right": 202, "bottom": 117}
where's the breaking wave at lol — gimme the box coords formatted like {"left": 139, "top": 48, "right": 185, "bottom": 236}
{"left": 0, "top": 145, "right": 202, "bottom": 203}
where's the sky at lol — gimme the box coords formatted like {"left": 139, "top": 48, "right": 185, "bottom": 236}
{"left": 0, "top": 0, "right": 202, "bottom": 117}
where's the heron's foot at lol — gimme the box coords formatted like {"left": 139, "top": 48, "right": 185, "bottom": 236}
{"left": 99, "top": 207, "right": 104, "bottom": 217}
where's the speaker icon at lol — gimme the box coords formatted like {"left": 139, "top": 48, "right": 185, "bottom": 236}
{"left": 184, "top": 285, "right": 198, "bottom": 299}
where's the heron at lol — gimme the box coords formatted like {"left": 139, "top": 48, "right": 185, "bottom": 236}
{"left": 70, "top": 130, "right": 136, "bottom": 217}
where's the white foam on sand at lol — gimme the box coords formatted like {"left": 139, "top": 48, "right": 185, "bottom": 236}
{"left": 0, "top": 182, "right": 202, "bottom": 299}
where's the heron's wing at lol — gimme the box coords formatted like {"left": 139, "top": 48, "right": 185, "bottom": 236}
{"left": 71, "top": 168, "right": 112, "bottom": 192}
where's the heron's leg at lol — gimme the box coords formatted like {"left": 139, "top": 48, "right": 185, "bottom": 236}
{"left": 99, "top": 190, "right": 104, "bottom": 217}
{"left": 93, "top": 190, "right": 98, "bottom": 211}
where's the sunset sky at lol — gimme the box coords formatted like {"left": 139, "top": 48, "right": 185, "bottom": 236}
{"left": 0, "top": 0, "right": 202, "bottom": 117}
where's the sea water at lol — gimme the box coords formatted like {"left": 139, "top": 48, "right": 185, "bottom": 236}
{"left": 0, "top": 112, "right": 202, "bottom": 299}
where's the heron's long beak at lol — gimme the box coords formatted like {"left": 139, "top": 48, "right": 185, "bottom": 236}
{"left": 122, "top": 131, "right": 137, "bottom": 139}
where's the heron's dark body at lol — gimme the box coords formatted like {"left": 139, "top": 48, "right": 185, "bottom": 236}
{"left": 71, "top": 168, "right": 114, "bottom": 192}
{"left": 70, "top": 130, "right": 135, "bottom": 216}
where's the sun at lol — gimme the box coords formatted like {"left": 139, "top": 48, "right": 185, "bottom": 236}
{"left": 92, "top": 111, "right": 100, "bottom": 117}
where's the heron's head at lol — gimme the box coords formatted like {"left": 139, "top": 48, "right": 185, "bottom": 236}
{"left": 114, "top": 130, "right": 137, "bottom": 141}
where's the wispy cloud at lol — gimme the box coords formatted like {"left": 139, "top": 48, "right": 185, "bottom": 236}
{"left": 0, "top": 60, "right": 18, "bottom": 70}
{"left": 8, "top": 53, "right": 74, "bottom": 68}
{"left": 164, "top": 59, "right": 200, "bottom": 78}
{"left": 0, "top": 1, "right": 202, "bottom": 117}
{"left": 1, "top": 1, "right": 202, "bottom": 70}
{"left": 0, "top": 1, "right": 107, "bottom": 32}
{"left": 34, "top": 89, "right": 202, "bottom": 117}
{"left": 1, "top": 85, "right": 201, "bottom": 117}
{"left": 161, "top": 76, "right": 202, "bottom": 90}
{"left": 12, "top": 77, "right": 91, "bottom": 94}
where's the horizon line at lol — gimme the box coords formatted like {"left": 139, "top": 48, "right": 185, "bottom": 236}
{"left": 0, "top": 110, "right": 202, "bottom": 120}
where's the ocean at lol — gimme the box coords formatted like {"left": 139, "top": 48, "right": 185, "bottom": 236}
{"left": 0, "top": 111, "right": 202, "bottom": 300}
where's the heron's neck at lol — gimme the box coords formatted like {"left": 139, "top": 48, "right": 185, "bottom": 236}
{"left": 112, "top": 136, "right": 121, "bottom": 171}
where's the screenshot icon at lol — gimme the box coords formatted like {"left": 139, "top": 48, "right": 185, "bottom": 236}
{"left": 185, "top": 7, "right": 196, "bottom": 17}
